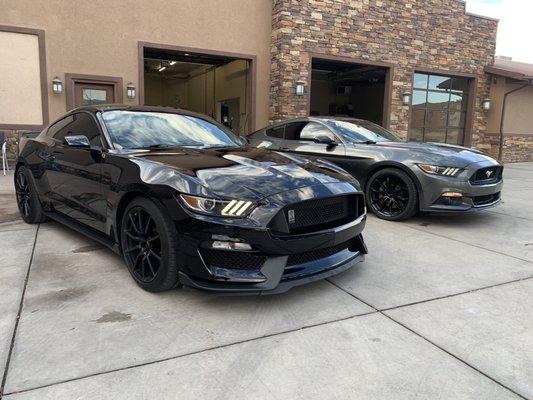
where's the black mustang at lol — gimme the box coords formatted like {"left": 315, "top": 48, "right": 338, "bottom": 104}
{"left": 250, "top": 117, "right": 503, "bottom": 221}
{"left": 15, "top": 105, "right": 367, "bottom": 293}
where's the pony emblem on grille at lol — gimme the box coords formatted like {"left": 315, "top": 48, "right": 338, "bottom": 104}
{"left": 288, "top": 209, "right": 296, "bottom": 224}
{"left": 486, "top": 170, "right": 493, "bottom": 178}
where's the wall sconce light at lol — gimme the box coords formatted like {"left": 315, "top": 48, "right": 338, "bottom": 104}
{"left": 126, "top": 82, "right": 136, "bottom": 99}
{"left": 52, "top": 76, "right": 63, "bottom": 94}
{"left": 482, "top": 98, "right": 491, "bottom": 111}
{"left": 295, "top": 80, "right": 305, "bottom": 96}
{"left": 401, "top": 91, "right": 411, "bottom": 106}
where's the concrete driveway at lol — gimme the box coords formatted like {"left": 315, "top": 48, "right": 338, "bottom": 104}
{"left": 0, "top": 163, "right": 531, "bottom": 400}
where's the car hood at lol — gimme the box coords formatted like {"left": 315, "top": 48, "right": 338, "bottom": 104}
{"left": 123, "top": 146, "right": 357, "bottom": 201}
{"left": 366, "top": 141, "right": 497, "bottom": 167}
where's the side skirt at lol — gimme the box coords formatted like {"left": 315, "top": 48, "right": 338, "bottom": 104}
{"left": 44, "top": 211, "right": 121, "bottom": 255}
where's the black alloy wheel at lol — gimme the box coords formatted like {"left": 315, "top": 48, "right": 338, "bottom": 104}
{"left": 123, "top": 207, "right": 162, "bottom": 283}
{"left": 120, "top": 197, "right": 180, "bottom": 292}
{"left": 16, "top": 171, "right": 31, "bottom": 219}
{"left": 15, "top": 166, "right": 46, "bottom": 224}
{"left": 366, "top": 168, "right": 418, "bottom": 221}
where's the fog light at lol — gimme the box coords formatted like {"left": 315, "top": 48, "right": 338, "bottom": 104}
{"left": 442, "top": 192, "right": 462, "bottom": 198}
{"left": 212, "top": 241, "right": 252, "bottom": 251}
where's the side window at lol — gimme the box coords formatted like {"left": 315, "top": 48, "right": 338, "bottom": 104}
{"left": 46, "top": 115, "right": 74, "bottom": 141}
{"left": 299, "top": 122, "right": 336, "bottom": 141}
{"left": 67, "top": 113, "right": 102, "bottom": 147}
{"left": 266, "top": 126, "right": 284, "bottom": 139}
{"left": 284, "top": 122, "right": 307, "bottom": 140}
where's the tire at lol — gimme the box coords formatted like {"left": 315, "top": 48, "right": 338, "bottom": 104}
{"left": 120, "top": 196, "right": 180, "bottom": 292}
{"left": 365, "top": 168, "right": 418, "bottom": 221}
{"left": 15, "top": 166, "right": 47, "bottom": 224}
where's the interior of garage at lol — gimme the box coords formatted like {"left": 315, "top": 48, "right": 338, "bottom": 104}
{"left": 309, "top": 58, "right": 388, "bottom": 125}
{"left": 143, "top": 49, "right": 250, "bottom": 134}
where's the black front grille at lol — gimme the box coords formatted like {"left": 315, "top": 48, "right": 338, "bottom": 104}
{"left": 287, "top": 241, "right": 352, "bottom": 267}
{"left": 470, "top": 166, "right": 503, "bottom": 185}
{"left": 473, "top": 192, "right": 500, "bottom": 206}
{"left": 200, "top": 249, "right": 267, "bottom": 270}
{"left": 270, "top": 194, "right": 363, "bottom": 234}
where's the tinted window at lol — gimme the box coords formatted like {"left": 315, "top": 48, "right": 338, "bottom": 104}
{"left": 299, "top": 122, "right": 335, "bottom": 141}
{"left": 284, "top": 122, "right": 307, "bottom": 140}
{"left": 47, "top": 115, "right": 74, "bottom": 141}
{"left": 324, "top": 120, "right": 401, "bottom": 143}
{"left": 266, "top": 126, "right": 284, "bottom": 138}
{"left": 68, "top": 113, "right": 102, "bottom": 147}
{"left": 46, "top": 113, "right": 102, "bottom": 146}
{"left": 102, "top": 111, "right": 240, "bottom": 149}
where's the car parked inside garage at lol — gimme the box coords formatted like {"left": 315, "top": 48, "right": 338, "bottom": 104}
{"left": 249, "top": 117, "right": 503, "bottom": 220}
{"left": 15, "top": 106, "right": 368, "bottom": 293}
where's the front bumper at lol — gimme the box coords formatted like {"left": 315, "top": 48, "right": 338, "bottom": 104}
{"left": 176, "top": 212, "right": 367, "bottom": 294}
{"left": 179, "top": 240, "right": 365, "bottom": 295}
{"left": 416, "top": 161, "right": 503, "bottom": 212}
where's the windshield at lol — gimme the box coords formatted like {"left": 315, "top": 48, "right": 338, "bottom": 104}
{"left": 101, "top": 110, "right": 241, "bottom": 149}
{"left": 324, "top": 120, "right": 402, "bottom": 143}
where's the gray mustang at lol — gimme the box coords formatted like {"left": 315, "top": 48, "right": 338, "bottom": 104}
{"left": 249, "top": 117, "right": 503, "bottom": 221}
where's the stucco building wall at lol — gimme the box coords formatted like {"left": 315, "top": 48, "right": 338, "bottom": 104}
{"left": 486, "top": 77, "right": 533, "bottom": 162}
{"left": 0, "top": 0, "right": 273, "bottom": 129}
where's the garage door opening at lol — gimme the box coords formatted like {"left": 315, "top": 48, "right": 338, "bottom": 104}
{"left": 310, "top": 58, "right": 390, "bottom": 126}
{"left": 141, "top": 46, "right": 253, "bottom": 134}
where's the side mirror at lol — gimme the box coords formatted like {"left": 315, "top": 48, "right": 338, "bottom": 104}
{"left": 64, "top": 135, "right": 90, "bottom": 148}
{"left": 236, "top": 136, "right": 249, "bottom": 146}
{"left": 313, "top": 135, "right": 336, "bottom": 145}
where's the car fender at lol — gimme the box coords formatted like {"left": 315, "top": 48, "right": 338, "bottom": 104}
{"left": 364, "top": 161, "right": 424, "bottom": 206}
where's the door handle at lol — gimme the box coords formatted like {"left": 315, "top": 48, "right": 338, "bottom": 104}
{"left": 280, "top": 147, "right": 290, "bottom": 151}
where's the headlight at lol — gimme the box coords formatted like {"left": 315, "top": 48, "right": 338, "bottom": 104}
{"left": 179, "top": 194, "right": 254, "bottom": 217}
{"left": 418, "top": 164, "right": 463, "bottom": 177}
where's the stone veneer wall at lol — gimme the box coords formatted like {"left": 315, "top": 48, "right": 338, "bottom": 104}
{"left": 270, "top": 0, "right": 498, "bottom": 156}
{"left": 0, "top": 130, "right": 20, "bottom": 163}
{"left": 502, "top": 135, "right": 533, "bottom": 163}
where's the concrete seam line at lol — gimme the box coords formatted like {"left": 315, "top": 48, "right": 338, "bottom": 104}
{"left": 3, "top": 309, "right": 378, "bottom": 396}
{"left": 402, "top": 224, "right": 533, "bottom": 264}
{"left": 487, "top": 210, "right": 533, "bottom": 222}
{"left": 380, "top": 275, "right": 533, "bottom": 312}
{"left": 326, "top": 279, "right": 529, "bottom": 400}
{"left": 0, "top": 224, "right": 40, "bottom": 398}
{"left": 382, "top": 313, "right": 529, "bottom": 400}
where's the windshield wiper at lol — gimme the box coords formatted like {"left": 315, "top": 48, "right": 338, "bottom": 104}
{"left": 201, "top": 144, "right": 238, "bottom": 149}
{"left": 146, "top": 142, "right": 204, "bottom": 149}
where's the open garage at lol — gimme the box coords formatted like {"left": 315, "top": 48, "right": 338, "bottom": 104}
{"left": 140, "top": 44, "right": 255, "bottom": 135}
{"left": 309, "top": 56, "right": 391, "bottom": 126}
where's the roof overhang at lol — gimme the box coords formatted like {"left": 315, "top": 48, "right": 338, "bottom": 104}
{"left": 485, "top": 66, "right": 533, "bottom": 82}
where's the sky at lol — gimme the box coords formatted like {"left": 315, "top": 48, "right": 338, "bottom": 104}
{"left": 465, "top": 0, "right": 533, "bottom": 63}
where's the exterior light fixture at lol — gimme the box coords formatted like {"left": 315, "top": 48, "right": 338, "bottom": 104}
{"left": 52, "top": 76, "right": 63, "bottom": 94}
{"left": 482, "top": 98, "right": 491, "bottom": 111}
{"left": 401, "top": 91, "right": 411, "bottom": 106}
{"left": 158, "top": 66, "right": 167, "bottom": 72}
{"left": 295, "top": 80, "right": 305, "bottom": 96}
{"left": 169, "top": 61, "right": 177, "bottom": 66}
{"left": 126, "top": 82, "right": 136, "bottom": 99}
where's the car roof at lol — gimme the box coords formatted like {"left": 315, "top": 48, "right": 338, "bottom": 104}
{"left": 68, "top": 104, "right": 212, "bottom": 120}
{"left": 258, "top": 116, "right": 371, "bottom": 131}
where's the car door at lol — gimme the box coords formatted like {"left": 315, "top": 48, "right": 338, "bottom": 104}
{"left": 279, "top": 121, "right": 347, "bottom": 161}
{"left": 44, "top": 112, "right": 106, "bottom": 232}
